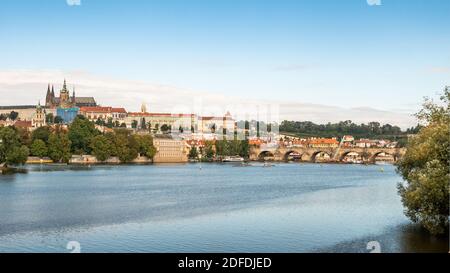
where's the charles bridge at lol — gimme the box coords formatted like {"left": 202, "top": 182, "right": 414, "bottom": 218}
{"left": 249, "top": 145, "right": 407, "bottom": 163}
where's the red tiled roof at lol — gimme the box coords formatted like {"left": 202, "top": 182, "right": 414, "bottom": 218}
{"left": 111, "top": 108, "right": 127, "bottom": 113}
{"left": 308, "top": 138, "right": 339, "bottom": 145}
{"left": 128, "top": 112, "right": 195, "bottom": 117}
{"left": 79, "top": 107, "right": 127, "bottom": 113}
{"left": 14, "top": 121, "right": 32, "bottom": 128}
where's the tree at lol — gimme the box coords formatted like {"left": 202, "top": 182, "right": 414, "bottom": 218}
{"left": 0, "top": 126, "right": 29, "bottom": 166}
{"left": 54, "top": 116, "right": 63, "bottom": 124}
{"left": 5, "top": 146, "right": 29, "bottom": 165}
{"left": 131, "top": 120, "right": 138, "bottom": 129}
{"left": 239, "top": 140, "right": 250, "bottom": 158}
{"left": 188, "top": 146, "right": 199, "bottom": 159}
{"left": 30, "top": 139, "right": 48, "bottom": 158}
{"left": 9, "top": 111, "right": 19, "bottom": 121}
{"left": 16, "top": 127, "right": 31, "bottom": 146}
{"left": 106, "top": 117, "right": 114, "bottom": 129}
{"left": 95, "top": 118, "right": 105, "bottom": 126}
{"left": 68, "top": 115, "right": 100, "bottom": 154}
{"left": 134, "top": 135, "right": 156, "bottom": 159}
{"left": 32, "top": 126, "right": 51, "bottom": 144}
{"left": 90, "top": 135, "right": 112, "bottom": 162}
{"left": 113, "top": 130, "right": 138, "bottom": 163}
{"left": 203, "top": 142, "right": 215, "bottom": 160}
{"left": 397, "top": 88, "right": 449, "bottom": 235}
{"left": 45, "top": 113, "right": 54, "bottom": 124}
{"left": 161, "top": 124, "right": 170, "bottom": 133}
{"left": 48, "top": 132, "right": 72, "bottom": 163}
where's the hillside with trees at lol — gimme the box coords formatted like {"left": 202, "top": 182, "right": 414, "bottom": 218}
{"left": 279, "top": 120, "right": 421, "bottom": 140}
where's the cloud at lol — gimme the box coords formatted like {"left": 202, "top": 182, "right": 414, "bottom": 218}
{"left": 0, "top": 69, "right": 416, "bottom": 129}
{"left": 429, "top": 66, "right": 450, "bottom": 74}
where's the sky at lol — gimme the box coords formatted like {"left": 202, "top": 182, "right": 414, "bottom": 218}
{"left": 0, "top": 0, "right": 449, "bottom": 127}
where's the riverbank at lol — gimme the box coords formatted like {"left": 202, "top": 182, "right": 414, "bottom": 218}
{"left": 23, "top": 156, "right": 394, "bottom": 166}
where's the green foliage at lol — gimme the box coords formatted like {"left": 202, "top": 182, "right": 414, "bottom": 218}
{"left": 32, "top": 126, "right": 51, "bottom": 144}
{"left": 188, "top": 146, "right": 199, "bottom": 159}
{"left": 134, "top": 135, "right": 156, "bottom": 159}
{"left": 0, "top": 126, "right": 29, "bottom": 165}
{"left": 202, "top": 141, "right": 215, "bottom": 160}
{"left": 160, "top": 124, "right": 170, "bottom": 133}
{"left": 106, "top": 117, "right": 114, "bottom": 129}
{"left": 214, "top": 140, "right": 250, "bottom": 158}
{"left": 131, "top": 120, "right": 138, "bottom": 129}
{"left": 45, "top": 113, "right": 54, "bottom": 124}
{"left": 9, "top": 111, "right": 19, "bottom": 121}
{"left": 68, "top": 115, "right": 100, "bottom": 154}
{"left": 5, "top": 146, "right": 29, "bottom": 165}
{"left": 90, "top": 135, "right": 112, "bottom": 162}
{"left": 16, "top": 127, "right": 31, "bottom": 146}
{"left": 280, "top": 120, "right": 405, "bottom": 139}
{"left": 54, "top": 116, "right": 63, "bottom": 124}
{"left": 48, "top": 132, "right": 72, "bottom": 163}
{"left": 397, "top": 88, "right": 450, "bottom": 235}
{"left": 112, "top": 130, "right": 138, "bottom": 163}
{"left": 31, "top": 139, "right": 48, "bottom": 158}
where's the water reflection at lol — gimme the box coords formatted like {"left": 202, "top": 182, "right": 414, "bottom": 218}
{"left": 0, "top": 163, "right": 447, "bottom": 253}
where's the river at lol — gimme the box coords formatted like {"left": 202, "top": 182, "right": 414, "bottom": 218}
{"left": 0, "top": 163, "right": 447, "bottom": 253}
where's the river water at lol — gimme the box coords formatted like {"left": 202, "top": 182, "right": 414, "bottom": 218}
{"left": 0, "top": 163, "right": 447, "bottom": 253}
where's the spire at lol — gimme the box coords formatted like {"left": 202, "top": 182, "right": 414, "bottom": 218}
{"left": 45, "top": 84, "right": 51, "bottom": 107}
{"left": 51, "top": 85, "right": 55, "bottom": 97}
{"left": 141, "top": 102, "right": 147, "bottom": 113}
{"left": 72, "top": 86, "right": 76, "bottom": 103}
{"left": 62, "top": 79, "right": 68, "bottom": 92}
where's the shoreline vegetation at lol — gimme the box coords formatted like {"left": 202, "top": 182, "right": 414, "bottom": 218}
{"left": 2, "top": 114, "right": 403, "bottom": 174}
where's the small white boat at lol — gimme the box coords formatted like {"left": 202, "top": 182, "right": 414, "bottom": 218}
{"left": 222, "top": 156, "right": 245, "bottom": 163}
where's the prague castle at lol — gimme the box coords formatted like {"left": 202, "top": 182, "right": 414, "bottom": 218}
{"left": 45, "top": 79, "right": 97, "bottom": 108}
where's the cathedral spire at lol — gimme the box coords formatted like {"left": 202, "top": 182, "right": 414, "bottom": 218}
{"left": 62, "top": 79, "right": 68, "bottom": 92}
{"left": 72, "top": 86, "right": 76, "bottom": 103}
{"left": 45, "top": 84, "right": 52, "bottom": 107}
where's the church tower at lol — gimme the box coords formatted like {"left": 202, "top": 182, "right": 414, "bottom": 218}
{"left": 141, "top": 102, "right": 147, "bottom": 113}
{"left": 32, "top": 101, "right": 46, "bottom": 128}
{"left": 72, "top": 86, "right": 76, "bottom": 104}
{"left": 59, "top": 79, "right": 73, "bottom": 108}
{"left": 45, "top": 84, "right": 52, "bottom": 107}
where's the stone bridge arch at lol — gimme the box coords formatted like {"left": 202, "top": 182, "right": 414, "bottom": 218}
{"left": 338, "top": 150, "right": 364, "bottom": 162}
{"left": 258, "top": 151, "right": 275, "bottom": 161}
{"left": 311, "top": 150, "right": 333, "bottom": 163}
{"left": 369, "top": 150, "right": 398, "bottom": 163}
{"left": 283, "top": 150, "right": 309, "bottom": 161}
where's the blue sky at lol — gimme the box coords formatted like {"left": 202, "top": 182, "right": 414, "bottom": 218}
{"left": 0, "top": 0, "right": 449, "bottom": 116}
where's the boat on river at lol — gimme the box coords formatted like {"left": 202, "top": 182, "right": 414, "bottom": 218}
{"left": 222, "top": 156, "right": 245, "bottom": 163}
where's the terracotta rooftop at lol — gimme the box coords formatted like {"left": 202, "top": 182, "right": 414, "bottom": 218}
{"left": 79, "top": 107, "right": 127, "bottom": 113}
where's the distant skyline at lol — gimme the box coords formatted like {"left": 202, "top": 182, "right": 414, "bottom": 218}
{"left": 1, "top": 0, "right": 449, "bottom": 127}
